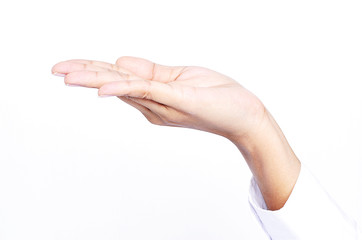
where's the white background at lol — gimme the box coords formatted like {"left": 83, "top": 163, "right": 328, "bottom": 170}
{"left": 0, "top": 0, "right": 361, "bottom": 239}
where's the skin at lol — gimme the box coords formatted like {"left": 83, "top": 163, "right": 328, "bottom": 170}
{"left": 51, "top": 56, "right": 301, "bottom": 210}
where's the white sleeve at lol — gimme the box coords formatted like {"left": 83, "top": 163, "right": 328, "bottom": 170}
{"left": 248, "top": 163, "right": 360, "bottom": 240}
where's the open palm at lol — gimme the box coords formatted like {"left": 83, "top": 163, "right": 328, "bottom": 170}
{"left": 52, "top": 57, "right": 266, "bottom": 140}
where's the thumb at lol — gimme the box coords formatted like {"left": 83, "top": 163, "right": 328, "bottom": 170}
{"left": 98, "top": 79, "right": 184, "bottom": 108}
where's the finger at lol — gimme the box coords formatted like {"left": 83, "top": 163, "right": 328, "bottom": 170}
{"left": 52, "top": 61, "right": 109, "bottom": 75}
{"left": 98, "top": 80, "right": 183, "bottom": 107}
{"left": 116, "top": 56, "right": 187, "bottom": 83}
{"left": 66, "top": 59, "right": 135, "bottom": 75}
{"left": 51, "top": 60, "right": 141, "bottom": 80}
{"left": 118, "top": 96, "right": 164, "bottom": 125}
{"left": 64, "top": 70, "right": 130, "bottom": 88}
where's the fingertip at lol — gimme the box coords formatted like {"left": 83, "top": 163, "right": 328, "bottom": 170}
{"left": 51, "top": 61, "right": 67, "bottom": 77}
{"left": 97, "top": 89, "right": 106, "bottom": 97}
{"left": 115, "top": 56, "right": 138, "bottom": 66}
{"left": 52, "top": 71, "right": 66, "bottom": 77}
{"left": 98, "top": 94, "right": 112, "bottom": 98}
{"left": 98, "top": 84, "right": 112, "bottom": 97}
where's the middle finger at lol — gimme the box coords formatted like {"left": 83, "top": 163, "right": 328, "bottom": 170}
{"left": 64, "top": 70, "right": 131, "bottom": 88}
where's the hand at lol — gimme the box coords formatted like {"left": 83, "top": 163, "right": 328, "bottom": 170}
{"left": 51, "top": 56, "right": 267, "bottom": 142}
{"left": 52, "top": 56, "right": 300, "bottom": 210}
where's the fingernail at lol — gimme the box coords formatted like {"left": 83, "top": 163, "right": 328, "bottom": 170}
{"left": 52, "top": 72, "right": 66, "bottom": 77}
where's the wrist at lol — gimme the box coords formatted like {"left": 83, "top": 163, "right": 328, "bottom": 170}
{"left": 230, "top": 110, "right": 301, "bottom": 210}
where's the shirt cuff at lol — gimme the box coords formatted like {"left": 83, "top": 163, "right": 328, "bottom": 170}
{"left": 248, "top": 163, "right": 358, "bottom": 239}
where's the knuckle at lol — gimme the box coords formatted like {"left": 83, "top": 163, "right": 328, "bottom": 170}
{"left": 141, "top": 81, "right": 152, "bottom": 99}
{"left": 175, "top": 66, "right": 188, "bottom": 80}
{"left": 80, "top": 63, "right": 87, "bottom": 71}
{"left": 116, "top": 71, "right": 130, "bottom": 80}
{"left": 111, "top": 64, "right": 121, "bottom": 72}
{"left": 157, "top": 105, "right": 169, "bottom": 118}
{"left": 162, "top": 110, "right": 182, "bottom": 126}
{"left": 151, "top": 62, "right": 157, "bottom": 81}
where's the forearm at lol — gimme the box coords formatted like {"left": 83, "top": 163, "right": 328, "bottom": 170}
{"left": 230, "top": 109, "right": 301, "bottom": 210}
